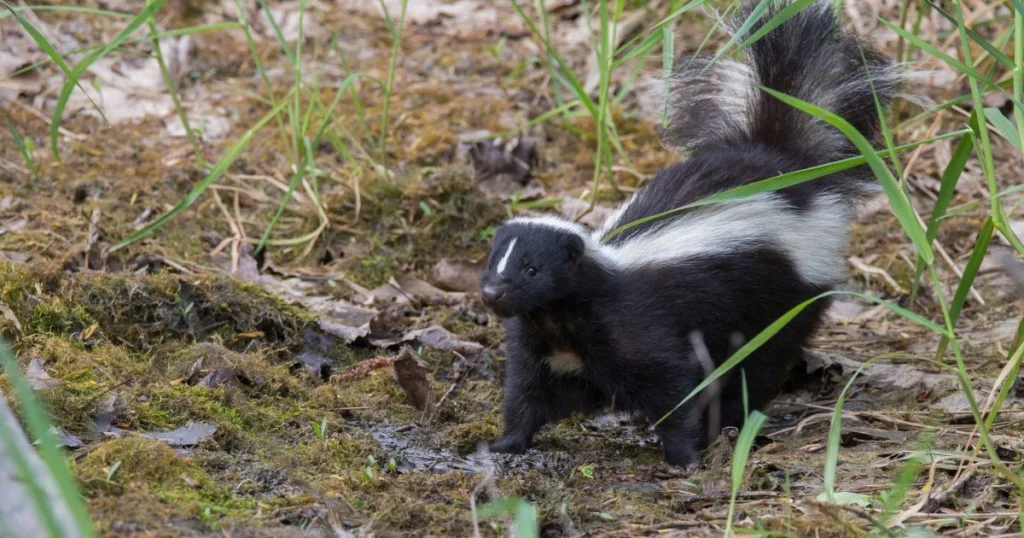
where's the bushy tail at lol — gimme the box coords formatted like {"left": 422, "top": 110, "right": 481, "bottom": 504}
{"left": 664, "top": 1, "right": 896, "bottom": 168}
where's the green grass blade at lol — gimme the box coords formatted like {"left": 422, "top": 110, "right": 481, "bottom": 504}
{"left": 0, "top": 342, "right": 95, "bottom": 537}
{"left": 984, "top": 107, "right": 1022, "bottom": 153}
{"left": 614, "top": 0, "right": 704, "bottom": 64}
{"left": 655, "top": 290, "right": 945, "bottom": 427}
{"left": 736, "top": 0, "right": 817, "bottom": 49}
{"left": 603, "top": 126, "right": 965, "bottom": 244}
{"left": 762, "top": 87, "right": 934, "bottom": 265}
{"left": 703, "top": 0, "right": 772, "bottom": 74}
{"left": 0, "top": 5, "right": 132, "bottom": 19}
{"left": 983, "top": 328, "right": 1024, "bottom": 430}
{"left": 911, "top": 132, "right": 974, "bottom": 301}
{"left": 0, "top": 406, "right": 65, "bottom": 538}
{"left": 113, "top": 95, "right": 292, "bottom": 251}
{"left": 926, "top": 0, "right": 1013, "bottom": 68}
{"left": 146, "top": 0, "right": 203, "bottom": 167}
{"left": 725, "top": 410, "right": 767, "bottom": 537}
{"left": 5, "top": 117, "right": 37, "bottom": 176}
{"left": 257, "top": 0, "right": 295, "bottom": 64}
{"left": 935, "top": 217, "right": 995, "bottom": 358}
{"left": 50, "top": 0, "right": 166, "bottom": 159}
{"left": 478, "top": 497, "right": 539, "bottom": 538}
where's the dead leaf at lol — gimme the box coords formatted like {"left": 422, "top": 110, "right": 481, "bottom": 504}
{"left": 430, "top": 258, "right": 485, "bottom": 293}
{"left": 392, "top": 346, "right": 433, "bottom": 412}
{"left": 93, "top": 392, "right": 126, "bottom": 434}
{"left": 106, "top": 422, "right": 217, "bottom": 447}
{"left": 403, "top": 325, "right": 483, "bottom": 353}
{"left": 51, "top": 426, "right": 83, "bottom": 449}
{"left": 0, "top": 216, "right": 27, "bottom": 235}
{"left": 558, "top": 198, "right": 614, "bottom": 230}
{"left": 359, "top": 273, "right": 464, "bottom": 306}
{"left": 804, "top": 351, "right": 955, "bottom": 392}
{"left": 0, "top": 251, "right": 30, "bottom": 264}
{"left": 342, "top": 0, "right": 525, "bottom": 38}
{"left": 26, "top": 360, "right": 63, "bottom": 390}
{"left": 0, "top": 301, "right": 22, "bottom": 332}
{"left": 61, "top": 37, "right": 196, "bottom": 123}
{"left": 303, "top": 297, "right": 377, "bottom": 344}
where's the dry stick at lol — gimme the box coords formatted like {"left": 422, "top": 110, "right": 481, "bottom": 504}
{"left": 211, "top": 189, "right": 242, "bottom": 274}
{"left": 7, "top": 98, "right": 87, "bottom": 141}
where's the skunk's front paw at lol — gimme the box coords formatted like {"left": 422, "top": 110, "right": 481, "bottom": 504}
{"left": 487, "top": 436, "right": 528, "bottom": 454}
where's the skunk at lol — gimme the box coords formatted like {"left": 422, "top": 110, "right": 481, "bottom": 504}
{"left": 477, "top": 0, "right": 896, "bottom": 467}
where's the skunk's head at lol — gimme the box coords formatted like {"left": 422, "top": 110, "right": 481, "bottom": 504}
{"left": 479, "top": 218, "right": 588, "bottom": 317}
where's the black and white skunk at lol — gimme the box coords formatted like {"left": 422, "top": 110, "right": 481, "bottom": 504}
{"left": 477, "top": 0, "right": 897, "bottom": 467}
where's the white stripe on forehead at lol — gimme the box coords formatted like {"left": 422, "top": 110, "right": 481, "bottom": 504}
{"left": 496, "top": 237, "right": 518, "bottom": 274}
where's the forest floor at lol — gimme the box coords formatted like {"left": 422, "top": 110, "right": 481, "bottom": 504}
{"left": 1, "top": 0, "right": 1024, "bottom": 536}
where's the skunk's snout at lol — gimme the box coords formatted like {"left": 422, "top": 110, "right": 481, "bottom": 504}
{"left": 481, "top": 285, "right": 505, "bottom": 304}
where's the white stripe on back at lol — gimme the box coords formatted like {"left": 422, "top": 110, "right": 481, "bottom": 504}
{"left": 496, "top": 237, "right": 518, "bottom": 274}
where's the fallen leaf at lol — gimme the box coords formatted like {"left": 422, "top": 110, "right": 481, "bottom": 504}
{"left": 804, "top": 351, "right": 955, "bottom": 392}
{"left": 93, "top": 392, "right": 126, "bottom": 434}
{"left": 342, "top": 0, "right": 526, "bottom": 38}
{"left": 558, "top": 198, "right": 615, "bottom": 230}
{"left": 403, "top": 325, "right": 483, "bottom": 353}
{"left": 106, "top": 422, "right": 217, "bottom": 447}
{"left": 141, "top": 422, "right": 217, "bottom": 447}
{"left": 51, "top": 426, "right": 83, "bottom": 449}
{"left": 430, "top": 258, "right": 485, "bottom": 293}
{"left": 392, "top": 346, "right": 433, "bottom": 412}
{"left": 26, "top": 360, "right": 63, "bottom": 390}
{"left": 818, "top": 491, "right": 873, "bottom": 507}
{"left": 0, "top": 301, "right": 22, "bottom": 332}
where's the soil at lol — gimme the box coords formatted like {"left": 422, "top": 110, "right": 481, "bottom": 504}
{"left": 1, "top": 1, "right": 1023, "bottom": 536}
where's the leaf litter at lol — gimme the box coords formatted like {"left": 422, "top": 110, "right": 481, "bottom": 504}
{"left": 1, "top": 0, "right": 1023, "bottom": 535}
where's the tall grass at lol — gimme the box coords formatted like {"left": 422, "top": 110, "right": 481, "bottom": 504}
{"left": 550, "top": 0, "right": 1024, "bottom": 531}
{"left": 0, "top": 341, "right": 95, "bottom": 537}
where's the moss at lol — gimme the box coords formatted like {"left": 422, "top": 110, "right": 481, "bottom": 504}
{"left": 332, "top": 369, "right": 423, "bottom": 423}
{"left": 76, "top": 438, "right": 259, "bottom": 533}
{"left": 441, "top": 409, "right": 501, "bottom": 454}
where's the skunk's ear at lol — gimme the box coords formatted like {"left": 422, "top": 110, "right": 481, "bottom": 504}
{"left": 565, "top": 235, "right": 585, "bottom": 261}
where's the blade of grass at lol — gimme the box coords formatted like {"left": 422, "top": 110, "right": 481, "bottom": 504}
{"left": 0, "top": 342, "right": 95, "bottom": 537}
{"left": 257, "top": 0, "right": 295, "bottom": 64}
{"left": 604, "top": 125, "right": 965, "bottom": 244}
{"left": 377, "top": 0, "right": 409, "bottom": 180}
{"left": 1, "top": 0, "right": 109, "bottom": 153}
{"left": 724, "top": 410, "right": 767, "bottom": 537}
{"left": 762, "top": 87, "right": 934, "bottom": 265}
{"left": 950, "top": 0, "right": 1024, "bottom": 254}
{"left": 926, "top": 0, "right": 1013, "bottom": 68}
{"left": 926, "top": 264, "right": 1024, "bottom": 490}
{"left": 934, "top": 217, "right": 995, "bottom": 359}
{"left": 145, "top": 0, "right": 203, "bottom": 167}
{"left": 702, "top": 0, "right": 772, "bottom": 74}
{"left": 0, "top": 401, "right": 66, "bottom": 538}
{"left": 984, "top": 107, "right": 1022, "bottom": 152}
{"left": 654, "top": 290, "right": 946, "bottom": 427}
{"left": 735, "top": 0, "right": 817, "bottom": 49}
{"left": 113, "top": 93, "right": 292, "bottom": 251}
{"left": 4, "top": 117, "right": 37, "bottom": 177}
{"left": 50, "top": 0, "right": 167, "bottom": 159}
{"left": 910, "top": 131, "right": 974, "bottom": 301}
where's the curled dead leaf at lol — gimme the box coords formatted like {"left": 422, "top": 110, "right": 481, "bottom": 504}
{"left": 392, "top": 345, "right": 433, "bottom": 412}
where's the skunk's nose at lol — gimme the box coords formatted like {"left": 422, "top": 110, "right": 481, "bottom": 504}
{"left": 481, "top": 285, "right": 505, "bottom": 303}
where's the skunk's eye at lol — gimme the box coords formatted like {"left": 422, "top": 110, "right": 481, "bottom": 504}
{"left": 526, "top": 267, "right": 538, "bottom": 277}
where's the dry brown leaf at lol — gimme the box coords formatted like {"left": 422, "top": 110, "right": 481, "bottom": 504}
{"left": 26, "top": 359, "right": 63, "bottom": 390}
{"left": 403, "top": 325, "right": 483, "bottom": 353}
{"left": 430, "top": 258, "right": 485, "bottom": 293}
{"left": 392, "top": 345, "right": 433, "bottom": 412}
{"left": 0, "top": 301, "right": 22, "bottom": 333}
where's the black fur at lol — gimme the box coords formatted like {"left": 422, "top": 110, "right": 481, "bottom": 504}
{"left": 477, "top": 0, "right": 894, "bottom": 467}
